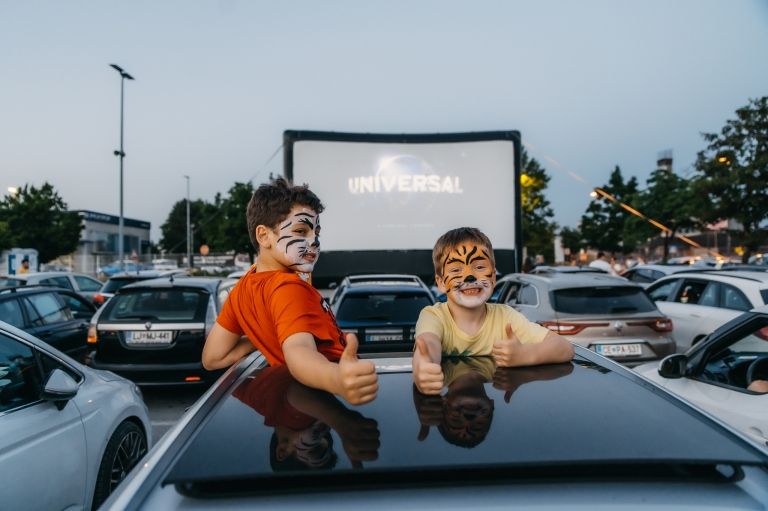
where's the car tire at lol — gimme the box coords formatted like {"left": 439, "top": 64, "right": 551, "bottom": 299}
{"left": 92, "top": 421, "right": 147, "bottom": 510}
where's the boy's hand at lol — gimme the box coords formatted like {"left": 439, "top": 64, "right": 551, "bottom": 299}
{"left": 337, "top": 333, "right": 378, "bottom": 405}
{"left": 492, "top": 323, "right": 523, "bottom": 367}
{"left": 413, "top": 337, "right": 444, "bottom": 395}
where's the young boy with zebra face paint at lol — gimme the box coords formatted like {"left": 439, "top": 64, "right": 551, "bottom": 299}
{"left": 203, "top": 177, "right": 378, "bottom": 406}
{"left": 413, "top": 227, "right": 573, "bottom": 395}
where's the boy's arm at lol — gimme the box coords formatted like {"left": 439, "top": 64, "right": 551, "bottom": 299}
{"left": 412, "top": 333, "right": 444, "bottom": 395}
{"left": 202, "top": 323, "right": 256, "bottom": 370}
{"left": 492, "top": 324, "right": 574, "bottom": 368}
{"left": 283, "top": 332, "right": 378, "bottom": 405}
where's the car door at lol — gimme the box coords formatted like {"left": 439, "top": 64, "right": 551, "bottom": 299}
{"left": 22, "top": 292, "right": 88, "bottom": 360}
{"left": 0, "top": 331, "right": 88, "bottom": 510}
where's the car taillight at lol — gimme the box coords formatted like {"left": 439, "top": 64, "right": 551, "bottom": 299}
{"left": 540, "top": 321, "right": 607, "bottom": 335}
{"left": 628, "top": 318, "right": 673, "bottom": 332}
{"left": 87, "top": 325, "right": 99, "bottom": 344}
{"left": 93, "top": 294, "right": 105, "bottom": 305}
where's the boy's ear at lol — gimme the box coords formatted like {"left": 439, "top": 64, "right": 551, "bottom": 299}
{"left": 435, "top": 274, "right": 448, "bottom": 294}
{"left": 255, "top": 225, "right": 273, "bottom": 249}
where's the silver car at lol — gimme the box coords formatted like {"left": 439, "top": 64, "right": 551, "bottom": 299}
{"left": 0, "top": 320, "right": 151, "bottom": 510}
{"left": 491, "top": 270, "right": 675, "bottom": 365}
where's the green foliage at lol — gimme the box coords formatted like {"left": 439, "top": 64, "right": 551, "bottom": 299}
{"left": 521, "top": 147, "right": 557, "bottom": 262}
{"left": 159, "top": 198, "right": 219, "bottom": 253}
{"left": 580, "top": 166, "right": 640, "bottom": 254}
{"left": 0, "top": 183, "right": 82, "bottom": 263}
{"left": 690, "top": 96, "right": 768, "bottom": 261}
{"left": 559, "top": 226, "right": 584, "bottom": 257}
{"left": 207, "top": 182, "right": 255, "bottom": 257}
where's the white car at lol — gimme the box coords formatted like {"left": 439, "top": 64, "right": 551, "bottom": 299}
{"left": 646, "top": 270, "right": 768, "bottom": 351}
{"left": 620, "top": 264, "right": 694, "bottom": 288}
{"left": 0, "top": 320, "right": 151, "bottom": 510}
{"left": 635, "top": 304, "right": 768, "bottom": 448}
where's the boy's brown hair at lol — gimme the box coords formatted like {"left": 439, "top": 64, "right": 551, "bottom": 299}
{"left": 432, "top": 227, "right": 495, "bottom": 277}
{"left": 246, "top": 177, "right": 325, "bottom": 254}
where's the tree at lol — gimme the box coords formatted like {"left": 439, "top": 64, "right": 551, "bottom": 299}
{"left": 207, "top": 182, "right": 255, "bottom": 259}
{"left": 690, "top": 96, "right": 768, "bottom": 262}
{"left": 159, "top": 198, "right": 219, "bottom": 254}
{"left": 520, "top": 148, "right": 558, "bottom": 262}
{"left": 0, "top": 183, "right": 82, "bottom": 263}
{"left": 580, "top": 166, "right": 640, "bottom": 254}
{"left": 634, "top": 168, "right": 698, "bottom": 262}
{"left": 559, "top": 226, "right": 584, "bottom": 261}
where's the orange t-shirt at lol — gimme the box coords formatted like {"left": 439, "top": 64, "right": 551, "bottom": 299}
{"left": 217, "top": 269, "right": 345, "bottom": 366}
{"left": 232, "top": 365, "right": 315, "bottom": 430}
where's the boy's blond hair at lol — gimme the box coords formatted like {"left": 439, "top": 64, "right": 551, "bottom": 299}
{"left": 432, "top": 227, "right": 495, "bottom": 277}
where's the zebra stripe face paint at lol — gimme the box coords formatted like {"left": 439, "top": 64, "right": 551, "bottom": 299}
{"left": 275, "top": 206, "right": 321, "bottom": 273}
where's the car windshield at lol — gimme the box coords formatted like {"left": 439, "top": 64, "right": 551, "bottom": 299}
{"left": 336, "top": 293, "right": 432, "bottom": 322}
{"left": 552, "top": 286, "right": 657, "bottom": 314}
{"left": 103, "top": 288, "right": 208, "bottom": 322}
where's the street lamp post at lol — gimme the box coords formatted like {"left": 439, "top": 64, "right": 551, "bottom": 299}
{"left": 110, "top": 64, "right": 134, "bottom": 270}
{"left": 184, "top": 175, "right": 192, "bottom": 269}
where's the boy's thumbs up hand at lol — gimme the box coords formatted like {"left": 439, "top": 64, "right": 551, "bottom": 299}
{"left": 413, "top": 336, "right": 444, "bottom": 395}
{"left": 338, "top": 333, "right": 378, "bottom": 405}
{"left": 492, "top": 323, "right": 523, "bottom": 367}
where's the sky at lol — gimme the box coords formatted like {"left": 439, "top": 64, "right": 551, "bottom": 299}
{"left": 2, "top": 0, "right": 767, "bottom": 243}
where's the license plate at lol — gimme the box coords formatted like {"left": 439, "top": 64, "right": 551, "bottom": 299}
{"left": 366, "top": 334, "right": 403, "bottom": 342}
{"left": 127, "top": 331, "right": 173, "bottom": 344}
{"left": 595, "top": 343, "right": 642, "bottom": 357}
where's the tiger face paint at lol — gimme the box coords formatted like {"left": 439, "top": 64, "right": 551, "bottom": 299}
{"left": 274, "top": 205, "right": 321, "bottom": 273}
{"left": 437, "top": 244, "right": 495, "bottom": 309}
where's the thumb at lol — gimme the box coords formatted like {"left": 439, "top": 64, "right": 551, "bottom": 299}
{"left": 415, "top": 336, "right": 429, "bottom": 358}
{"left": 505, "top": 323, "right": 515, "bottom": 340}
{"left": 417, "top": 424, "right": 430, "bottom": 441}
{"left": 342, "top": 332, "right": 359, "bottom": 362}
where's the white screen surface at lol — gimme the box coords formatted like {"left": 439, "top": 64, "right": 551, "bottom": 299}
{"left": 290, "top": 139, "right": 517, "bottom": 251}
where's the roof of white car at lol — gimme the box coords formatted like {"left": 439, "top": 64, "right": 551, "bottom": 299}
{"left": 668, "top": 270, "right": 768, "bottom": 285}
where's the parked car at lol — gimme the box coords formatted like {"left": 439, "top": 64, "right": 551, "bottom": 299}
{"left": 4, "top": 271, "right": 104, "bottom": 302}
{"left": 98, "top": 261, "right": 147, "bottom": 279}
{"left": 635, "top": 304, "right": 768, "bottom": 447}
{"left": 0, "top": 286, "right": 96, "bottom": 361}
{"left": 490, "top": 272, "right": 675, "bottom": 365}
{"left": 330, "top": 274, "right": 435, "bottom": 352}
{"left": 101, "top": 344, "right": 768, "bottom": 510}
{"left": 0, "top": 320, "right": 151, "bottom": 510}
{"left": 645, "top": 270, "right": 768, "bottom": 351}
{"left": 88, "top": 276, "right": 238, "bottom": 385}
{"left": 93, "top": 269, "right": 191, "bottom": 306}
{"left": 529, "top": 265, "right": 611, "bottom": 274}
{"left": 620, "top": 264, "right": 694, "bottom": 288}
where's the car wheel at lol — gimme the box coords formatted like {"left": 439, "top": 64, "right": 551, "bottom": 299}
{"left": 92, "top": 421, "right": 147, "bottom": 510}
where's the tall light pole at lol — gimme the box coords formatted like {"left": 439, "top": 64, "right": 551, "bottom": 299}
{"left": 184, "top": 175, "right": 192, "bottom": 268}
{"left": 110, "top": 64, "right": 134, "bottom": 270}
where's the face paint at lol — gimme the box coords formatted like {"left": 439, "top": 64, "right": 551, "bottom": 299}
{"left": 274, "top": 206, "right": 321, "bottom": 273}
{"left": 439, "top": 244, "right": 495, "bottom": 308}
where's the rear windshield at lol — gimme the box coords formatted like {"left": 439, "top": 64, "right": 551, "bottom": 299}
{"left": 337, "top": 293, "right": 432, "bottom": 322}
{"left": 103, "top": 288, "right": 209, "bottom": 321}
{"left": 552, "top": 286, "right": 657, "bottom": 315}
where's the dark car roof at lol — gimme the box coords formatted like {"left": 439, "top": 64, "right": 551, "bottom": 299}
{"left": 160, "top": 347, "right": 766, "bottom": 493}
{"left": 119, "top": 276, "right": 225, "bottom": 293}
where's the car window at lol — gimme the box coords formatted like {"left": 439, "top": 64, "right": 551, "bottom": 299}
{"left": 0, "top": 298, "right": 25, "bottom": 329}
{"left": 101, "top": 277, "right": 141, "bottom": 294}
{"left": 647, "top": 279, "right": 678, "bottom": 302}
{"left": 0, "top": 332, "right": 42, "bottom": 412}
{"left": 39, "top": 276, "right": 74, "bottom": 291}
{"left": 673, "top": 280, "right": 709, "bottom": 305}
{"left": 552, "top": 286, "right": 656, "bottom": 314}
{"left": 104, "top": 289, "right": 210, "bottom": 322}
{"left": 628, "top": 269, "right": 654, "bottom": 284}
{"left": 0, "top": 277, "right": 25, "bottom": 287}
{"left": 38, "top": 350, "right": 82, "bottom": 383}
{"left": 721, "top": 284, "right": 751, "bottom": 312}
{"left": 650, "top": 270, "right": 665, "bottom": 281}
{"left": 336, "top": 293, "right": 432, "bottom": 322}
{"left": 517, "top": 284, "right": 538, "bottom": 306}
{"left": 701, "top": 322, "right": 768, "bottom": 391}
{"left": 697, "top": 282, "right": 720, "bottom": 307}
{"left": 26, "top": 293, "right": 72, "bottom": 324}
{"left": 58, "top": 293, "right": 95, "bottom": 320}
{"left": 762, "top": 289, "right": 768, "bottom": 305}
{"left": 501, "top": 283, "right": 522, "bottom": 305}
{"left": 490, "top": 281, "right": 507, "bottom": 303}
{"left": 74, "top": 275, "right": 102, "bottom": 292}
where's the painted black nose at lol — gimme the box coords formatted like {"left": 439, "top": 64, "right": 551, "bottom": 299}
{"left": 464, "top": 275, "right": 477, "bottom": 283}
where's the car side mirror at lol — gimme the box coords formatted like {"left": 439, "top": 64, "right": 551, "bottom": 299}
{"left": 658, "top": 354, "right": 688, "bottom": 379}
{"left": 41, "top": 368, "right": 79, "bottom": 410}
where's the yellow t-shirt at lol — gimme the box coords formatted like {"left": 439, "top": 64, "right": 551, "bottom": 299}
{"left": 442, "top": 356, "right": 496, "bottom": 386}
{"left": 415, "top": 302, "right": 549, "bottom": 358}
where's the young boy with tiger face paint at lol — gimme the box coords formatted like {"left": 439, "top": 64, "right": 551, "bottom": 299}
{"left": 413, "top": 227, "right": 573, "bottom": 395}
{"left": 203, "top": 177, "right": 378, "bottom": 406}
